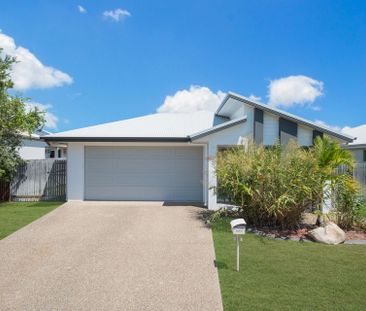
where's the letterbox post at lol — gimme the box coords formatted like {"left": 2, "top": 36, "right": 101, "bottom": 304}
{"left": 236, "top": 235, "right": 240, "bottom": 271}
{"left": 230, "top": 218, "right": 246, "bottom": 272}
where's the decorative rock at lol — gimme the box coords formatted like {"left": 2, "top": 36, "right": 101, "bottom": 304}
{"left": 307, "top": 222, "right": 346, "bottom": 245}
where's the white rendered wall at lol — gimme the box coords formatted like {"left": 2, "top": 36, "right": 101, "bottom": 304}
{"left": 298, "top": 125, "right": 313, "bottom": 146}
{"left": 67, "top": 143, "right": 84, "bottom": 200}
{"left": 193, "top": 121, "right": 253, "bottom": 210}
{"left": 263, "top": 112, "right": 279, "bottom": 145}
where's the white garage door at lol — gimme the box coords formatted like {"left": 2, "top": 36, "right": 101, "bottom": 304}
{"left": 84, "top": 146, "right": 203, "bottom": 202}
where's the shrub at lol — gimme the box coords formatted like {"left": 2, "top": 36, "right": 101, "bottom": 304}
{"left": 215, "top": 137, "right": 361, "bottom": 229}
{"left": 215, "top": 141, "right": 323, "bottom": 228}
{"left": 333, "top": 177, "right": 366, "bottom": 230}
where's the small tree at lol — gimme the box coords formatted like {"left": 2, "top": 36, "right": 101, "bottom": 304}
{"left": 312, "top": 135, "right": 355, "bottom": 224}
{"left": 0, "top": 50, "right": 44, "bottom": 182}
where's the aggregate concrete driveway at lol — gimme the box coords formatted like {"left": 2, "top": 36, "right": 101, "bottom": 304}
{"left": 0, "top": 202, "right": 222, "bottom": 311}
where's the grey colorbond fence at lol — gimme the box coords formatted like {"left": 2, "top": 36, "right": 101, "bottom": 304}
{"left": 10, "top": 159, "right": 67, "bottom": 201}
{"left": 337, "top": 163, "right": 366, "bottom": 197}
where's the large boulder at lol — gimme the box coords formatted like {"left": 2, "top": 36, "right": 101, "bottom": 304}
{"left": 307, "top": 222, "right": 346, "bottom": 245}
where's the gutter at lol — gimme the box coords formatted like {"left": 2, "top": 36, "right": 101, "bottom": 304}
{"left": 342, "top": 143, "right": 366, "bottom": 150}
{"left": 190, "top": 116, "right": 247, "bottom": 140}
{"left": 42, "top": 136, "right": 190, "bottom": 143}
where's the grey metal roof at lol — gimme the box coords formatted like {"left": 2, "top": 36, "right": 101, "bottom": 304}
{"left": 42, "top": 111, "right": 215, "bottom": 140}
{"left": 190, "top": 116, "right": 247, "bottom": 140}
{"left": 342, "top": 124, "right": 366, "bottom": 146}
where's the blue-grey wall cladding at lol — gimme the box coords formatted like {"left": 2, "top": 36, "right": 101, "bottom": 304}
{"left": 254, "top": 108, "right": 264, "bottom": 145}
{"left": 279, "top": 117, "right": 298, "bottom": 144}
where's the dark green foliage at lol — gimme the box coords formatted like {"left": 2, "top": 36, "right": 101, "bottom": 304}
{"left": 215, "top": 138, "right": 358, "bottom": 229}
{"left": 0, "top": 50, "right": 44, "bottom": 181}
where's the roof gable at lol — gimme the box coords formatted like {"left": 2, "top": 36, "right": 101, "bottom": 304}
{"left": 216, "top": 92, "right": 354, "bottom": 143}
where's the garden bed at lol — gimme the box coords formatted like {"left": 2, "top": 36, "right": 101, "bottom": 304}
{"left": 212, "top": 218, "right": 366, "bottom": 310}
{"left": 249, "top": 227, "right": 366, "bottom": 241}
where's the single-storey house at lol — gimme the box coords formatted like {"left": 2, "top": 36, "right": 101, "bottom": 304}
{"left": 342, "top": 124, "right": 366, "bottom": 164}
{"left": 43, "top": 92, "right": 354, "bottom": 210}
{"left": 19, "top": 130, "right": 67, "bottom": 160}
{"left": 19, "top": 131, "right": 48, "bottom": 160}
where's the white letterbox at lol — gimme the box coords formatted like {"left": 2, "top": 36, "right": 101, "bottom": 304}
{"left": 230, "top": 218, "right": 246, "bottom": 235}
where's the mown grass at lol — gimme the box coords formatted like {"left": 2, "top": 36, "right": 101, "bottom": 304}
{"left": 212, "top": 218, "right": 366, "bottom": 311}
{"left": 0, "top": 201, "right": 63, "bottom": 239}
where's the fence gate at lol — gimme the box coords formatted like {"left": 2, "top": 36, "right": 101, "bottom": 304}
{"left": 10, "top": 159, "right": 67, "bottom": 201}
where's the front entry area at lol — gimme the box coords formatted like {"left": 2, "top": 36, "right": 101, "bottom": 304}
{"left": 84, "top": 146, "right": 204, "bottom": 202}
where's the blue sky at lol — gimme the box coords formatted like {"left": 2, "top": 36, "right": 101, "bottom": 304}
{"left": 0, "top": 0, "right": 365, "bottom": 132}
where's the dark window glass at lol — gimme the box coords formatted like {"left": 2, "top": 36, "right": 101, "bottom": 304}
{"left": 363, "top": 150, "right": 366, "bottom": 162}
{"left": 58, "top": 149, "right": 61, "bottom": 158}
{"left": 50, "top": 150, "right": 55, "bottom": 158}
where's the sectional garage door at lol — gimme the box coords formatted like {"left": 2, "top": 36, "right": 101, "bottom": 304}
{"left": 84, "top": 146, "right": 203, "bottom": 202}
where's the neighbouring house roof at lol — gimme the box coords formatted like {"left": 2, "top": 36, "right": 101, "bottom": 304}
{"left": 20, "top": 129, "right": 52, "bottom": 141}
{"left": 217, "top": 92, "right": 354, "bottom": 143}
{"left": 342, "top": 124, "right": 366, "bottom": 148}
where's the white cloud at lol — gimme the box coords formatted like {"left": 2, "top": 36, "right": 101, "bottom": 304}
{"left": 25, "top": 102, "right": 58, "bottom": 129}
{"left": 248, "top": 94, "right": 262, "bottom": 102}
{"left": 268, "top": 75, "right": 324, "bottom": 108}
{"left": 78, "top": 5, "right": 87, "bottom": 13}
{"left": 157, "top": 85, "right": 226, "bottom": 113}
{"left": 314, "top": 119, "right": 342, "bottom": 132}
{"left": 0, "top": 33, "right": 73, "bottom": 90}
{"left": 311, "top": 105, "right": 321, "bottom": 111}
{"left": 103, "top": 8, "right": 131, "bottom": 22}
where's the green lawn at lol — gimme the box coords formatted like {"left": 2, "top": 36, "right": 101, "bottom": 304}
{"left": 0, "top": 201, "right": 63, "bottom": 240}
{"left": 212, "top": 218, "right": 366, "bottom": 311}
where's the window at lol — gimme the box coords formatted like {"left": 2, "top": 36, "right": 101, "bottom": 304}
{"left": 50, "top": 150, "right": 55, "bottom": 158}
{"left": 58, "top": 149, "right": 61, "bottom": 158}
{"left": 363, "top": 150, "right": 366, "bottom": 162}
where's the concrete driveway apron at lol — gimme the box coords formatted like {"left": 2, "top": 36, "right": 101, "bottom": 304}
{"left": 0, "top": 201, "right": 222, "bottom": 311}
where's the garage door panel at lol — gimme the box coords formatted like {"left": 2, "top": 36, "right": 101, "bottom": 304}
{"left": 88, "top": 160, "right": 178, "bottom": 174}
{"left": 87, "top": 173, "right": 202, "bottom": 187}
{"left": 86, "top": 186, "right": 202, "bottom": 201}
{"left": 85, "top": 146, "right": 203, "bottom": 201}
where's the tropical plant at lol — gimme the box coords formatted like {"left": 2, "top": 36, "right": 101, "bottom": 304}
{"left": 312, "top": 135, "right": 355, "bottom": 224}
{"left": 215, "top": 141, "right": 322, "bottom": 228}
{"left": 333, "top": 175, "right": 361, "bottom": 229}
{"left": 215, "top": 136, "right": 359, "bottom": 229}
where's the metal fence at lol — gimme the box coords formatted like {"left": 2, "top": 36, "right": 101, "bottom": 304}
{"left": 337, "top": 163, "right": 366, "bottom": 197}
{"left": 10, "top": 159, "right": 67, "bottom": 201}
